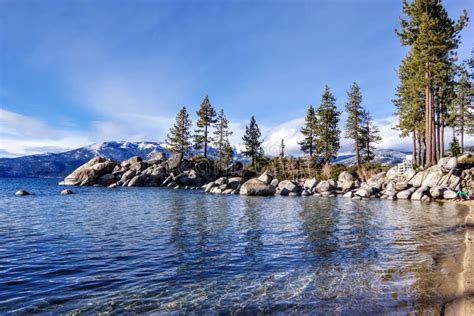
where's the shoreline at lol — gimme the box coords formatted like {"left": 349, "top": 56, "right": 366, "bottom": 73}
{"left": 444, "top": 201, "right": 474, "bottom": 315}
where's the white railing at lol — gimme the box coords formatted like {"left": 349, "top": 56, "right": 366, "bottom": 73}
{"left": 397, "top": 157, "right": 413, "bottom": 181}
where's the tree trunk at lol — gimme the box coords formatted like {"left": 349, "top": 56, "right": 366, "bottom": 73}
{"left": 422, "top": 137, "right": 426, "bottom": 167}
{"left": 461, "top": 103, "right": 465, "bottom": 154}
{"left": 355, "top": 138, "right": 360, "bottom": 167}
{"left": 431, "top": 89, "right": 437, "bottom": 164}
{"left": 435, "top": 98, "right": 440, "bottom": 162}
{"left": 425, "top": 77, "right": 432, "bottom": 167}
{"left": 417, "top": 134, "right": 422, "bottom": 167}
{"left": 412, "top": 131, "right": 417, "bottom": 165}
{"left": 204, "top": 123, "right": 208, "bottom": 159}
{"left": 440, "top": 108, "right": 444, "bottom": 158}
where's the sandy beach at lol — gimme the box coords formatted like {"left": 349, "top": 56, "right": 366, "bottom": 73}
{"left": 445, "top": 201, "right": 474, "bottom": 315}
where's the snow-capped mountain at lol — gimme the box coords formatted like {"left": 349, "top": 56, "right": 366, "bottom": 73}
{"left": 0, "top": 141, "right": 169, "bottom": 177}
{"left": 332, "top": 149, "right": 411, "bottom": 166}
{"left": 0, "top": 141, "right": 410, "bottom": 177}
{"left": 0, "top": 141, "right": 246, "bottom": 177}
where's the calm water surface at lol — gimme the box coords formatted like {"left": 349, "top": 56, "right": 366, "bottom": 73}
{"left": 0, "top": 178, "right": 468, "bottom": 314}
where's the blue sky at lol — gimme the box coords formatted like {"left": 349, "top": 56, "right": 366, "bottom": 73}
{"left": 0, "top": 0, "right": 473, "bottom": 157}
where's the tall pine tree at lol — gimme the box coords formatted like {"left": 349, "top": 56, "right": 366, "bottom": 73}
{"left": 212, "top": 109, "right": 233, "bottom": 170}
{"left": 396, "top": 0, "right": 467, "bottom": 166}
{"left": 453, "top": 66, "right": 473, "bottom": 153}
{"left": 242, "top": 116, "right": 264, "bottom": 167}
{"left": 360, "top": 110, "right": 382, "bottom": 163}
{"left": 166, "top": 106, "right": 193, "bottom": 157}
{"left": 280, "top": 139, "right": 285, "bottom": 159}
{"left": 315, "top": 86, "right": 341, "bottom": 163}
{"left": 344, "top": 82, "right": 364, "bottom": 166}
{"left": 194, "top": 95, "right": 217, "bottom": 158}
{"left": 298, "top": 105, "right": 318, "bottom": 156}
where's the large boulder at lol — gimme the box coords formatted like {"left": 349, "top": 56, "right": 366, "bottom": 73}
{"left": 421, "top": 166, "right": 444, "bottom": 187}
{"left": 316, "top": 180, "right": 335, "bottom": 193}
{"left": 403, "top": 169, "right": 417, "bottom": 182}
{"left": 121, "top": 156, "right": 142, "bottom": 168}
{"left": 61, "top": 157, "right": 109, "bottom": 185}
{"left": 120, "top": 169, "right": 136, "bottom": 183}
{"left": 165, "top": 153, "right": 183, "bottom": 172}
{"left": 386, "top": 167, "right": 398, "bottom": 182}
{"left": 443, "top": 190, "right": 457, "bottom": 200}
{"left": 278, "top": 180, "right": 301, "bottom": 195}
{"left": 147, "top": 152, "right": 167, "bottom": 165}
{"left": 257, "top": 170, "right": 273, "bottom": 184}
{"left": 429, "top": 186, "right": 445, "bottom": 199}
{"left": 409, "top": 170, "right": 426, "bottom": 188}
{"left": 337, "top": 172, "right": 356, "bottom": 192}
{"left": 128, "top": 175, "right": 147, "bottom": 187}
{"left": 411, "top": 185, "right": 429, "bottom": 201}
{"left": 397, "top": 187, "right": 416, "bottom": 200}
{"left": 367, "top": 172, "right": 386, "bottom": 190}
{"left": 240, "top": 178, "right": 276, "bottom": 196}
{"left": 438, "top": 157, "right": 457, "bottom": 170}
{"left": 227, "top": 177, "right": 244, "bottom": 190}
{"left": 394, "top": 181, "right": 409, "bottom": 192}
{"left": 303, "top": 178, "right": 319, "bottom": 191}
{"left": 97, "top": 173, "right": 116, "bottom": 186}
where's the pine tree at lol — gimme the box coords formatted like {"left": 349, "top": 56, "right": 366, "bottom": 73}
{"left": 279, "top": 139, "right": 285, "bottom": 159}
{"left": 166, "top": 106, "right": 193, "bottom": 157}
{"left": 448, "top": 137, "right": 461, "bottom": 157}
{"left": 212, "top": 109, "right": 233, "bottom": 170}
{"left": 396, "top": 0, "right": 467, "bottom": 166}
{"left": 360, "top": 110, "right": 382, "bottom": 163}
{"left": 194, "top": 95, "right": 217, "bottom": 158}
{"left": 315, "top": 86, "right": 341, "bottom": 163}
{"left": 221, "top": 141, "right": 234, "bottom": 168}
{"left": 242, "top": 116, "right": 264, "bottom": 167}
{"left": 344, "top": 82, "right": 364, "bottom": 166}
{"left": 298, "top": 105, "right": 318, "bottom": 156}
{"left": 454, "top": 66, "right": 473, "bottom": 153}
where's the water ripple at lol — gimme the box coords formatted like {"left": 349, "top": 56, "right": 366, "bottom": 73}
{"left": 0, "top": 178, "right": 468, "bottom": 314}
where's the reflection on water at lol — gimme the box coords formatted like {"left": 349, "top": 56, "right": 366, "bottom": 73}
{"left": 0, "top": 178, "right": 468, "bottom": 314}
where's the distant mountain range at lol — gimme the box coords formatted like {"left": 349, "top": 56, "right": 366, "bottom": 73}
{"left": 0, "top": 141, "right": 410, "bottom": 177}
{"left": 332, "top": 149, "right": 411, "bottom": 166}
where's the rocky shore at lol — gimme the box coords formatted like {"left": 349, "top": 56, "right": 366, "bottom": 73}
{"left": 60, "top": 153, "right": 474, "bottom": 203}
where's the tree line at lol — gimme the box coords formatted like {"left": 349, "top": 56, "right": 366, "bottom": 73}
{"left": 166, "top": 82, "right": 381, "bottom": 169}
{"left": 394, "top": 0, "right": 472, "bottom": 167}
{"left": 297, "top": 83, "right": 381, "bottom": 166}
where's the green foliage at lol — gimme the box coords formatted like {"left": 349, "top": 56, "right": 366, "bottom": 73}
{"left": 315, "top": 86, "right": 341, "bottom": 162}
{"left": 166, "top": 106, "right": 193, "bottom": 156}
{"left": 344, "top": 82, "right": 364, "bottom": 165}
{"left": 279, "top": 139, "right": 285, "bottom": 159}
{"left": 360, "top": 110, "right": 382, "bottom": 163}
{"left": 298, "top": 105, "right": 318, "bottom": 156}
{"left": 212, "top": 109, "right": 233, "bottom": 170}
{"left": 448, "top": 138, "right": 462, "bottom": 157}
{"left": 194, "top": 95, "right": 217, "bottom": 158}
{"left": 242, "top": 116, "right": 264, "bottom": 167}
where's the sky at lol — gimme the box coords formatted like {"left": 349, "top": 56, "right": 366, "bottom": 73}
{"left": 0, "top": 0, "right": 473, "bottom": 158}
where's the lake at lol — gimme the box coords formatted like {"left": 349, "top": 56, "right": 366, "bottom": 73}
{"left": 0, "top": 178, "right": 468, "bottom": 314}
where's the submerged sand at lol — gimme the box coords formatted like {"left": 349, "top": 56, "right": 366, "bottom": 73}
{"left": 444, "top": 201, "right": 474, "bottom": 316}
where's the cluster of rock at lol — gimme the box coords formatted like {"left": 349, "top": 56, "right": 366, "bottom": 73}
{"left": 59, "top": 153, "right": 247, "bottom": 189}
{"left": 59, "top": 153, "right": 473, "bottom": 202}
{"left": 204, "top": 156, "right": 472, "bottom": 202}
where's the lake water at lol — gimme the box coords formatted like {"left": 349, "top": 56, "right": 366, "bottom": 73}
{"left": 0, "top": 178, "right": 468, "bottom": 314}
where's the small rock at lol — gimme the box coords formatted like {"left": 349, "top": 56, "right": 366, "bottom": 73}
{"left": 443, "top": 190, "right": 457, "bottom": 200}
{"left": 60, "top": 189, "right": 74, "bottom": 195}
{"left": 15, "top": 190, "right": 30, "bottom": 196}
